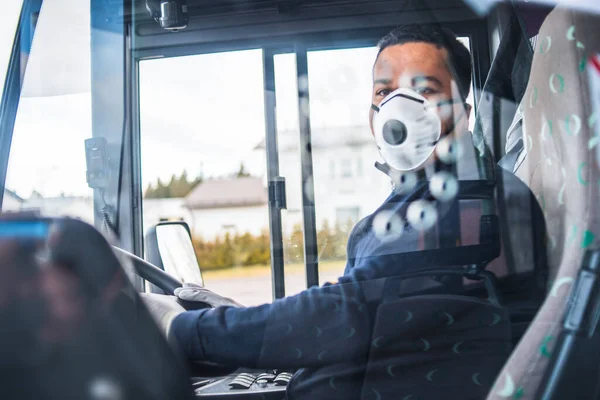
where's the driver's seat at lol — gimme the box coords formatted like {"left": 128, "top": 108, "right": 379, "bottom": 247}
{"left": 0, "top": 216, "right": 195, "bottom": 399}
{"left": 488, "top": 7, "right": 600, "bottom": 399}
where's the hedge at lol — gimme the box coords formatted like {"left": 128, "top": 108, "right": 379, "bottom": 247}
{"left": 193, "top": 219, "right": 355, "bottom": 270}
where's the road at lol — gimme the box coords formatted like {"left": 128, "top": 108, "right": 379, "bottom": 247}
{"left": 204, "top": 269, "right": 342, "bottom": 306}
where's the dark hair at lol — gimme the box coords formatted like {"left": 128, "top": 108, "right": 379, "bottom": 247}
{"left": 376, "top": 25, "right": 473, "bottom": 100}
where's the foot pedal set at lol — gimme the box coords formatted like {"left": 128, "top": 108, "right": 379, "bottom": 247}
{"left": 229, "top": 373, "right": 257, "bottom": 389}
{"left": 273, "top": 372, "right": 293, "bottom": 386}
{"left": 228, "top": 371, "right": 293, "bottom": 390}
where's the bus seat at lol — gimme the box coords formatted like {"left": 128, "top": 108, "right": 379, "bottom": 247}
{"left": 362, "top": 293, "right": 511, "bottom": 399}
{"left": 0, "top": 217, "right": 194, "bottom": 399}
{"left": 488, "top": 7, "right": 600, "bottom": 399}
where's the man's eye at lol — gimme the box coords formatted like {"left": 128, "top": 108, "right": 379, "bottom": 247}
{"left": 376, "top": 89, "right": 391, "bottom": 97}
{"left": 414, "top": 87, "right": 436, "bottom": 95}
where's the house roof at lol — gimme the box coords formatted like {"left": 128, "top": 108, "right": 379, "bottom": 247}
{"left": 184, "top": 176, "right": 267, "bottom": 209}
{"left": 3, "top": 189, "right": 24, "bottom": 203}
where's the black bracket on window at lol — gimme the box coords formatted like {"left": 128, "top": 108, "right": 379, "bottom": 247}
{"left": 537, "top": 249, "right": 600, "bottom": 400}
{"left": 269, "top": 177, "right": 287, "bottom": 210}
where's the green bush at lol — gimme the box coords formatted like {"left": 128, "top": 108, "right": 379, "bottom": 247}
{"left": 193, "top": 219, "right": 356, "bottom": 271}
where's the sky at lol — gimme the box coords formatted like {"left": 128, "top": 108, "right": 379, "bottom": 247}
{"left": 3, "top": 0, "right": 473, "bottom": 199}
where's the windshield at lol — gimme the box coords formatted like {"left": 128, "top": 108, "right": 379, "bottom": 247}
{"left": 2, "top": 0, "right": 105, "bottom": 222}
{"left": 1, "top": 0, "right": 599, "bottom": 398}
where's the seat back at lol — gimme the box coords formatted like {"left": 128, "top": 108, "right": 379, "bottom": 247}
{"left": 488, "top": 7, "right": 600, "bottom": 399}
{"left": 362, "top": 292, "right": 511, "bottom": 400}
{"left": 0, "top": 216, "right": 194, "bottom": 399}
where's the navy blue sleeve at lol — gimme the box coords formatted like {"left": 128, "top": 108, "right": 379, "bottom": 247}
{"left": 168, "top": 210, "right": 405, "bottom": 369}
{"left": 170, "top": 273, "right": 381, "bottom": 369}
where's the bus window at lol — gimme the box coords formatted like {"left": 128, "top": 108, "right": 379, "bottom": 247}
{"left": 298, "top": 41, "right": 475, "bottom": 285}
{"left": 304, "top": 47, "right": 387, "bottom": 285}
{"left": 138, "top": 49, "right": 274, "bottom": 306}
{"left": 2, "top": 0, "right": 94, "bottom": 222}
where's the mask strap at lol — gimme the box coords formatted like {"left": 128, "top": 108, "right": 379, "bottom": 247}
{"left": 371, "top": 104, "right": 380, "bottom": 112}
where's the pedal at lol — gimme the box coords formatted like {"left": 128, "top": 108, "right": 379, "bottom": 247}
{"left": 273, "top": 372, "right": 293, "bottom": 386}
{"left": 229, "top": 373, "right": 256, "bottom": 390}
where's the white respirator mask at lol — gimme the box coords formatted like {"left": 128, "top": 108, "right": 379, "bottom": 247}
{"left": 372, "top": 88, "right": 443, "bottom": 171}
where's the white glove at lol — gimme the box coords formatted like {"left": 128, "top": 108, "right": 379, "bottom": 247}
{"left": 140, "top": 293, "right": 186, "bottom": 338}
{"left": 174, "top": 283, "right": 244, "bottom": 308}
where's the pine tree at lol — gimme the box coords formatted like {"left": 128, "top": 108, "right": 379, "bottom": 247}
{"left": 144, "top": 183, "right": 154, "bottom": 198}
{"left": 144, "top": 169, "right": 205, "bottom": 199}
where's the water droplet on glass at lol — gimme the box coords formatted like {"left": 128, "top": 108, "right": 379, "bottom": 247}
{"left": 372, "top": 210, "right": 404, "bottom": 243}
{"left": 436, "top": 135, "right": 463, "bottom": 164}
{"left": 389, "top": 170, "right": 417, "bottom": 194}
{"left": 438, "top": 102, "right": 453, "bottom": 121}
{"left": 89, "top": 377, "right": 123, "bottom": 400}
{"left": 300, "top": 98, "right": 310, "bottom": 118}
{"left": 429, "top": 172, "right": 458, "bottom": 202}
{"left": 304, "top": 176, "right": 315, "bottom": 203}
{"left": 298, "top": 75, "right": 309, "bottom": 92}
{"left": 407, "top": 200, "right": 438, "bottom": 231}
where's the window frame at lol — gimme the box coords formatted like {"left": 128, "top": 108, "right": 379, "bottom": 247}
{"left": 0, "top": 0, "right": 38, "bottom": 209}
{"left": 128, "top": 22, "right": 489, "bottom": 300}
{"left": 0, "top": 3, "right": 490, "bottom": 299}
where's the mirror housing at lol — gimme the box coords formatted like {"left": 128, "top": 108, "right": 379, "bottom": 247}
{"left": 145, "top": 221, "right": 203, "bottom": 293}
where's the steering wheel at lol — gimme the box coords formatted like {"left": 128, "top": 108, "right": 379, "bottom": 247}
{"left": 111, "top": 246, "right": 211, "bottom": 311}
{"left": 112, "top": 246, "right": 235, "bottom": 375}
{"left": 112, "top": 246, "right": 182, "bottom": 293}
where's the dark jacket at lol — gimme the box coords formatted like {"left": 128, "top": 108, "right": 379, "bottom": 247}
{"left": 171, "top": 166, "right": 545, "bottom": 400}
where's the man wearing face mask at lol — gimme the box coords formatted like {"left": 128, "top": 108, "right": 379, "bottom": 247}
{"left": 142, "top": 25, "right": 525, "bottom": 400}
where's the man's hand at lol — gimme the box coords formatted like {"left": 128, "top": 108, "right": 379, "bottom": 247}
{"left": 140, "top": 293, "right": 186, "bottom": 338}
{"left": 174, "top": 283, "right": 244, "bottom": 308}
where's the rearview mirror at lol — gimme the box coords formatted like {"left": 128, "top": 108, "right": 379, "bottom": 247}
{"left": 145, "top": 221, "right": 203, "bottom": 289}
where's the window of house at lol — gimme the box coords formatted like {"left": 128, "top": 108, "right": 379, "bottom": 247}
{"left": 340, "top": 158, "right": 353, "bottom": 178}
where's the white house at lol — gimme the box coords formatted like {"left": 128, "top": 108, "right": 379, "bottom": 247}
{"left": 2, "top": 125, "right": 392, "bottom": 241}
{"left": 142, "top": 197, "right": 191, "bottom": 235}
{"left": 21, "top": 194, "right": 95, "bottom": 223}
{"left": 2, "top": 190, "right": 95, "bottom": 222}
{"left": 183, "top": 176, "right": 269, "bottom": 240}
{"left": 2, "top": 189, "right": 24, "bottom": 211}
{"left": 255, "top": 124, "right": 392, "bottom": 234}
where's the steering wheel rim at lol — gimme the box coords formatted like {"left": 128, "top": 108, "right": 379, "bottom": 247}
{"left": 112, "top": 246, "right": 182, "bottom": 294}
{"left": 112, "top": 246, "right": 232, "bottom": 374}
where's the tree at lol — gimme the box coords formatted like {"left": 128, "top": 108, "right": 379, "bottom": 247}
{"left": 244, "top": 230, "right": 270, "bottom": 266}
{"left": 236, "top": 163, "right": 251, "bottom": 178}
{"left": 217, "top": 233, "right": 235, "bottom": 268}
{"left": 284, "top": 224, "right": 304, "bottom": 263}
{"left": 317, "top": 219, "right": 338, "bottom": 260}
{"left": 332, "top": 219, "right": 354, "bottom": 259}
{"left": 144, "top": 170, "right": 204, "bottom": 199}
{"left": 155, "top": 178, "right": 170, "bottom": 198}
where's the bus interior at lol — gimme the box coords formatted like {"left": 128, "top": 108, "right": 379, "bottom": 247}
{"left": 1, "top": 0, "right": 600, "bottom": 398}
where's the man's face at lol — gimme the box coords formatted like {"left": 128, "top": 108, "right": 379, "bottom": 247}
{"left": 370, "top": 42, "right": 471, "bottom": 137}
